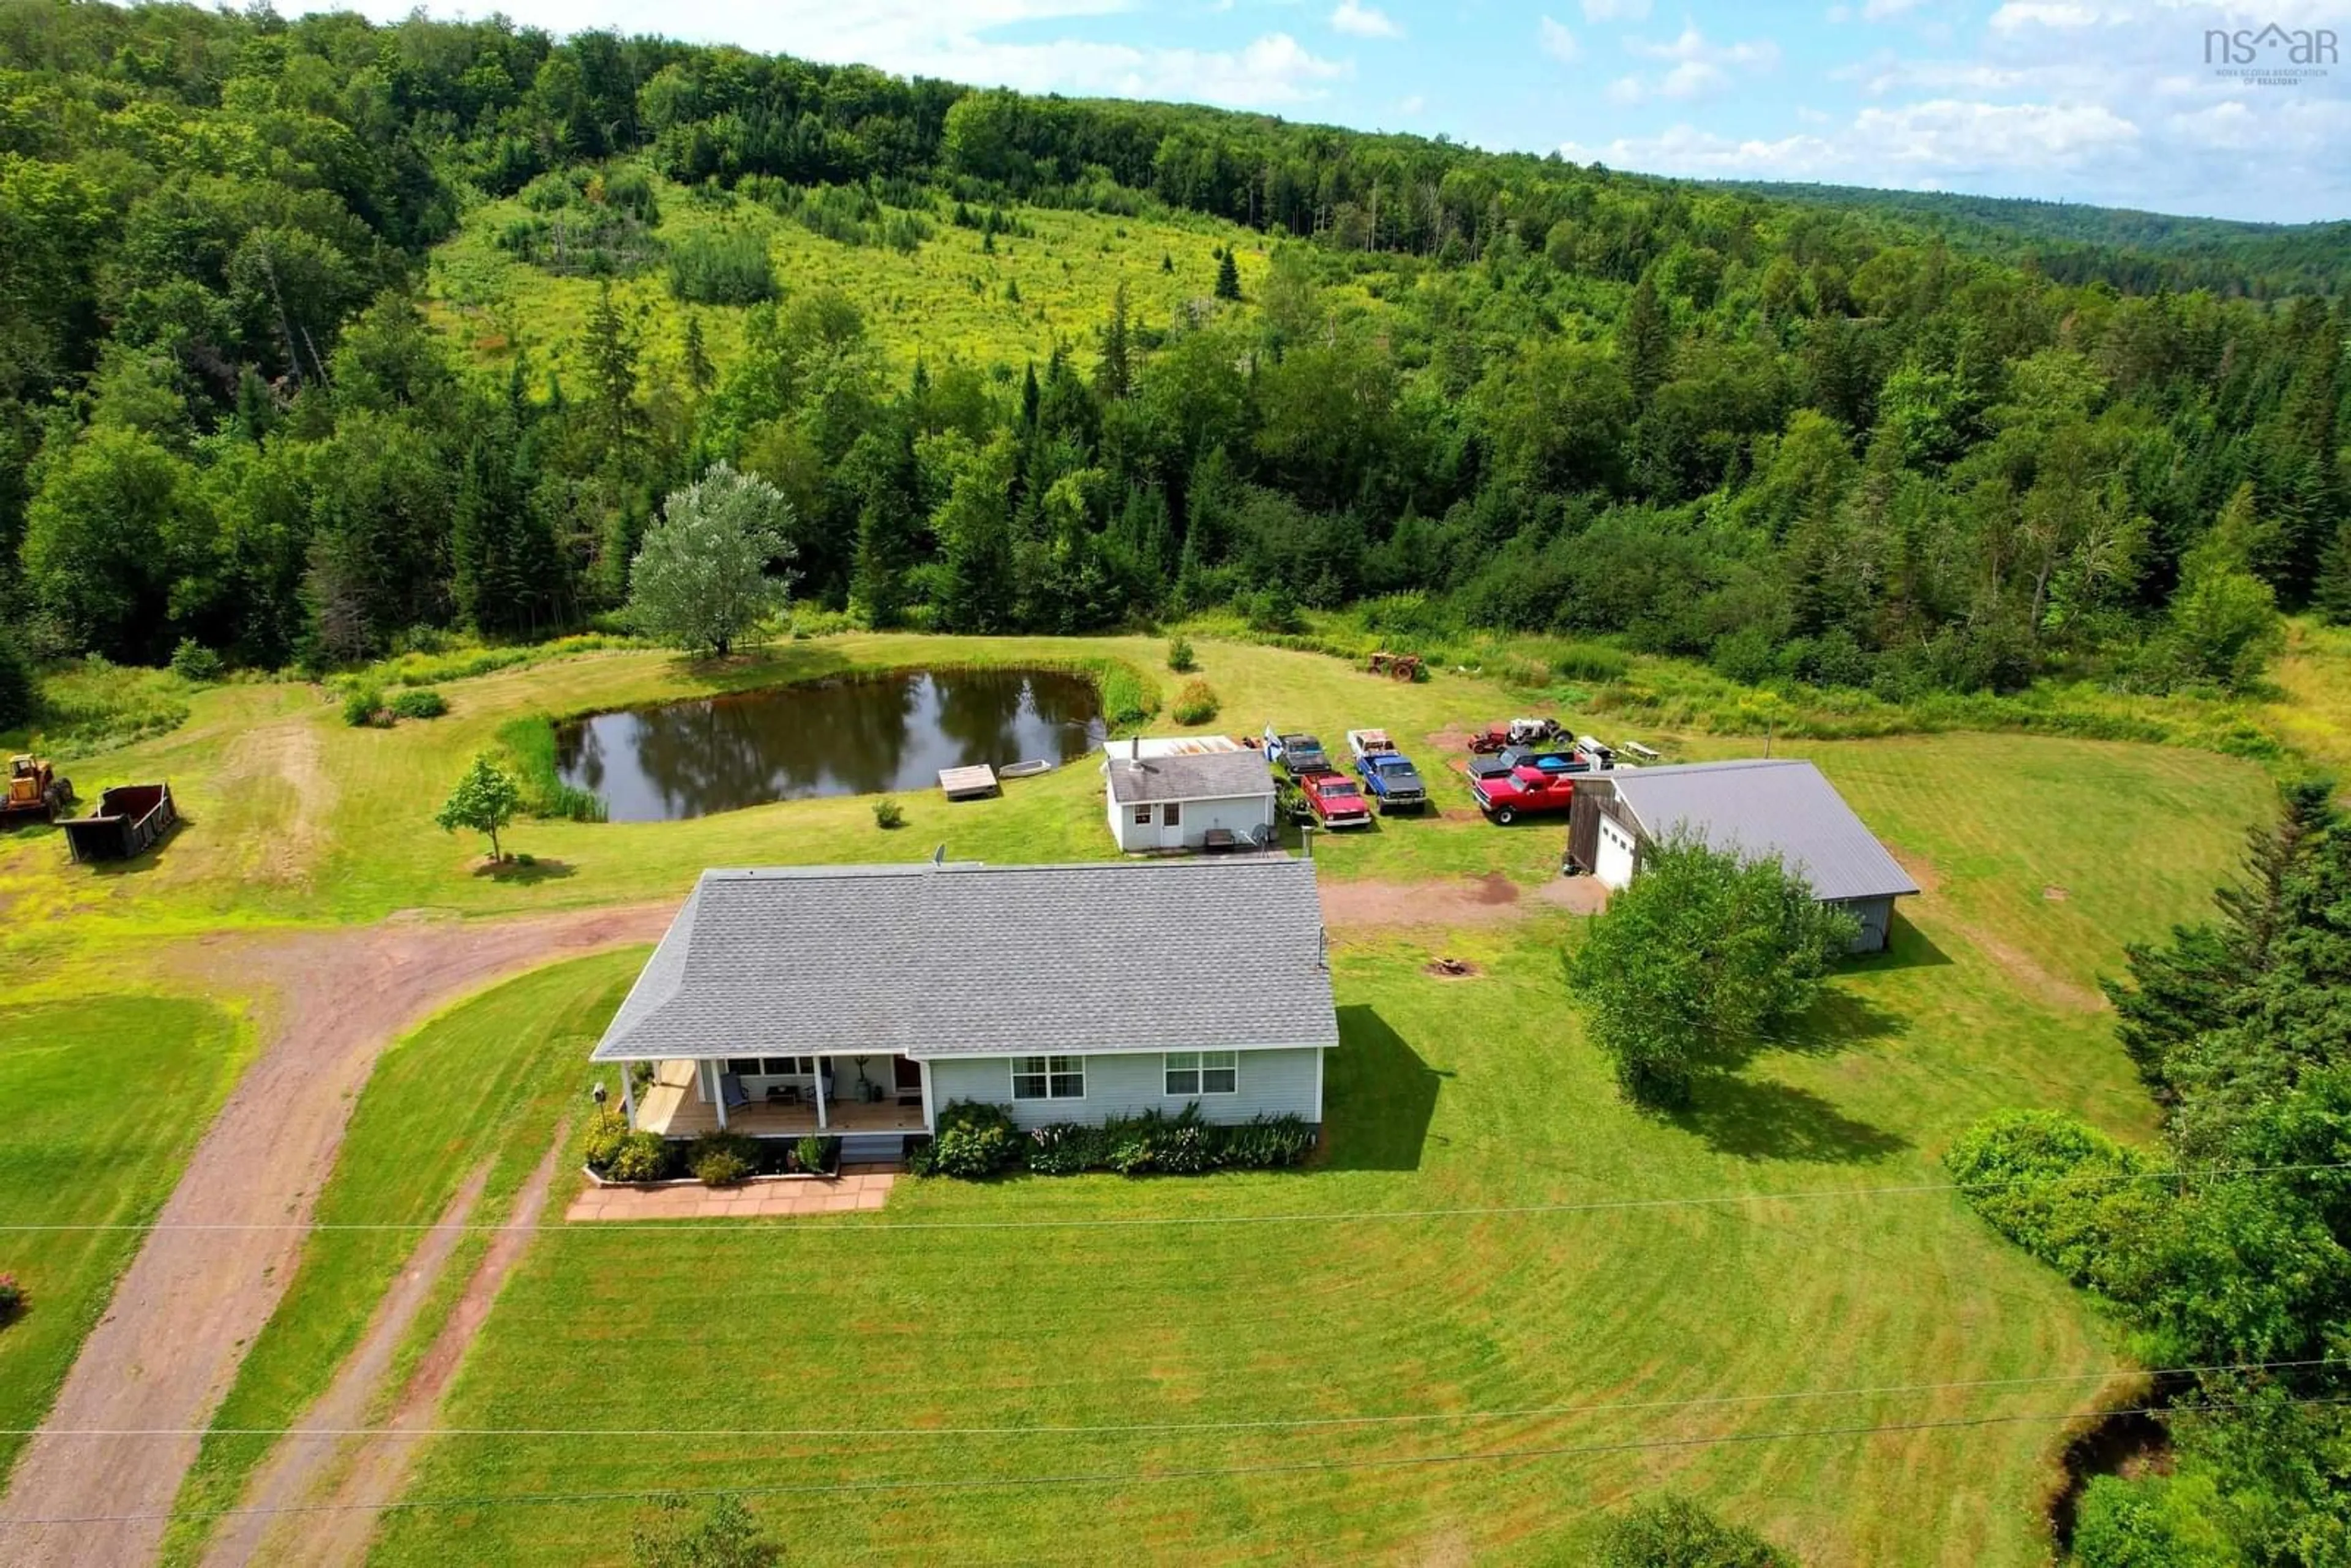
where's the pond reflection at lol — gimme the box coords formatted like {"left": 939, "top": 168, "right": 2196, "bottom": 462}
{"left": 555, "top": 669, "right": 1106, "bottom": 822}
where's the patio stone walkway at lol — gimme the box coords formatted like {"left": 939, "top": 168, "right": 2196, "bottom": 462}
{"left": 565, "top": 1165, "right": 898, "bottom": 1221}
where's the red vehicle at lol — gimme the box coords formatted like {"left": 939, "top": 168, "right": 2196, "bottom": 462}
{"left": 1299, "top": 770, "right": 1373, "bottom": 830}
{"left": 1471, "top": 765, "right": 1575, "bottom": 825}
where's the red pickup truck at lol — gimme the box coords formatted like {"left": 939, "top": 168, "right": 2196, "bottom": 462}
{"left": 1299, "top": 771, "right": 1373, "bottom": 830}
{"left": 1471, "top": 765, "right": 1575, "bottom": 825}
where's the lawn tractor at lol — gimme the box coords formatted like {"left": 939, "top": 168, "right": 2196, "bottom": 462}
{"left": 1, "top": 754, "right": 75, "bottom": 827}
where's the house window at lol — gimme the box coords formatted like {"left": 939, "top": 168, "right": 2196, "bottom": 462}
{"left": 1011, "top": 1055, "right": 1086, "bottom": 1100}
{"left": 1165, "top": 1051, "right": 1239, "bottom": 1096}
{"left": 1162, "top": 802, "right": 1181, "bottom": 827}
{"left": 1133, "top": 805, "right": 1153, "bottom": 825}
{"left": 731, "top": 1056, "right": 812, "bottom": 1076}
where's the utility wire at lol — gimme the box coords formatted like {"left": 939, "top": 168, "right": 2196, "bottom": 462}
{"left": 6, "top": 1394, "right": 2347, "bottom": 1530}
{"left": 6, "top": 1356, "right": 2337, "bottom": 1442}
{"left": 2, "top": 1158, "right": 2343, "bottom": 1235}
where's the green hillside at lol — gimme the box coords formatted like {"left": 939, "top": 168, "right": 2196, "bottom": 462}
{"left": 426, "top": 174, "right": 1311, "bottom": 381}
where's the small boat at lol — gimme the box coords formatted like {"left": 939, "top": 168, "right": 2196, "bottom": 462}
{"left": 998, "top": 759, "right": 1054, "bottom": 780}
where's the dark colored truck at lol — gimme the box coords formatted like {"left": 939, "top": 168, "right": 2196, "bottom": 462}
{"left": 1262, "top": 726, "right": 1333, "bottom": 779}
{"left": 1471, "top": 765, "right": 1576, "bottom": 825}
{"left": 1344, "top": 729, "right": 1428, "bottom": 814}
{"left": 1466, "top": 746, "right": 1590, "bottom": 783}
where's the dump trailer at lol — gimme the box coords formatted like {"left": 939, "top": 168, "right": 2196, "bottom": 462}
{"left": 61, "top": 782, "right": 176, "bottom": 863}
{"left": 1, "top": 754, "right": 74, "bottom": 827}
{"left": 1344, "top": 729, "right": 1428, "bottom": 813}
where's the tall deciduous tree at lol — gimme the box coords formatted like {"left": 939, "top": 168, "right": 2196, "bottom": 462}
{"left": 1566, "top": 838, "right": 1858, "bottom": 1108}
{"left": 627, "top": 463, "right": 793, "bottom": 657}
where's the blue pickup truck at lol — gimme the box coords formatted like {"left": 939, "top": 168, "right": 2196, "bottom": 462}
{"left": 1344, "top": 729, "right": 1429, "bottom": 814}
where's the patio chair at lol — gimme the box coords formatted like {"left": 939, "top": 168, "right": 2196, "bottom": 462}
{"left": 718, "top": 1073, "right": 752, "bottom": 1114}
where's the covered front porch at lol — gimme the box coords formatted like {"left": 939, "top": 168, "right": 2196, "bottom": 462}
{"left": 621, "top": 1054, "right": 932, "bottom": 1139}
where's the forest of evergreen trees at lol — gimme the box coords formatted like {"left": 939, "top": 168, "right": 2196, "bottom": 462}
{"left": 1, "top": 0, "right": 2347, "bottom": 719}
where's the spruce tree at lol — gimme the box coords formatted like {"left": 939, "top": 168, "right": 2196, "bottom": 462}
{"left": 681, "top": 313, "right": 714, "bottom": 399}
{"left": 1214, "top": 248, "right": 1242, "bottom": 301}
{"left": 1095, "top": 281, "right": 1132, "bottom": 400}
{"left": 2315, "top": 520, "right": 2351, "bottom": 626}
{"left": 1618, "top": 273, "right": 1673, "bottom": 405}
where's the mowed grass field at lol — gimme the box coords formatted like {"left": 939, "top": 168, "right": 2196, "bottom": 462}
{"left": 424, "top": 177, "right": 1357, "bottom": 386}
{"left": 157, "top": 953, "right": 646, "bottom": 1566}
{"left": 0, "top": 631, "right": 2287, "bottom": 1562}
{"left": 0, "top": 996, "right": 252, "bottom": 1484}
{"left": 354, "top": 732, "right": 2220, "bottom": 1567}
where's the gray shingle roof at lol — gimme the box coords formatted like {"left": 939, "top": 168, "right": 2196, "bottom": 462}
{"left": 592, "top": 857, "right": 1337, "bottom": 1061}
{"left": 1608, "top": 759, "right": 1920, "bottom": 903}
{"left": 1105, "top": 749, "right": 1275, "bottom": 805}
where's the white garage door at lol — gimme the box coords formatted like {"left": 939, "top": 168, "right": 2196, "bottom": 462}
{"left": 1595, "top": 819, "right": 1638, "bottom": 888}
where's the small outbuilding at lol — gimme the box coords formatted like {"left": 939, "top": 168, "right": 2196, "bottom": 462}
{"left": 1565, "top": 759, "right": 1919, "bottom": 953}
{"left": 1103, "top": 737, "right": 1277, "bottom": 853}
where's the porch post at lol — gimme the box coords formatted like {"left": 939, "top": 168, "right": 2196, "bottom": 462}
{"left": 812, "top": 1058, "right": 828, "bottom": 1131}
{"left": 708, "top": 1059, "right": 728, "bottom": 1131}
{"left": 919, "top": 1060, "right": 936, "bottom": 1132}
{"left": 620, "top": 1067, "right": 637, "bottom": 1131}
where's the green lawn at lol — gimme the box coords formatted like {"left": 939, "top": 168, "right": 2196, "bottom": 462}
{"left": 157, "top": 951, "right": 646, "bottom": 1566}
{"left": 312, "top": 732, "right": 2260, "bottom": 1567}
{"left": 0, "top": 631, "right": 2292, "bottom": 1561}
{"left": 0, "top": 995, "right": 252, "bottom": 1486}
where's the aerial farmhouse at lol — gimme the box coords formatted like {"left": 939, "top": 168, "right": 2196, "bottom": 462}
{"left": 590, "top": 856, "right": 1338, "bottom": 1158}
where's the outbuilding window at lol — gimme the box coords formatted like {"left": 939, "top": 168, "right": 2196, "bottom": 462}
{"left": 1162, "top": 802, "right": 1181, "bottom": 827}
{"left": 1011, "top": 1055, "right": 1086, "bottom": 1100}
{"left": 1133, "top": 805, "right": 1152, "bottom": 825}
{"left": 1165, "top": 1051, "right": 1238, "bottom": 1096}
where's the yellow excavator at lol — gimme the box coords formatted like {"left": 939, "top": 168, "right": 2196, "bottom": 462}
{"left": 1, "top": 753, "right": 75, "bottom": 826}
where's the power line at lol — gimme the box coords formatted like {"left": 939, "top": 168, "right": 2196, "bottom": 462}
{"left": 6, "top": 1394, "right": 2346, "bottom": 1531}
{"left": 1, "top": 1158, "right": 2341, "bottom": 1235}
{"left": 7, "top": 1356, "right": 2336, "bottom": 1442}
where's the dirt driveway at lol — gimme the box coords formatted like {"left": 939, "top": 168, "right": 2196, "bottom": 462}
{"left": 0, "top": 902, "right": 671, "bottom": 1568}
{"left": 1320, "top": 870, "right": 1608, "bottom": 931}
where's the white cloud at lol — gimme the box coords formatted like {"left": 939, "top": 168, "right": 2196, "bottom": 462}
{"left": 332, "top": 0, "right": 1350, "bottom": 111}
{"left": 1607, "top": 24, "right": 1778, "bottom": 99}
{"left": 1861, "top": 0, "right": 1927, "bottom": 17}
{"left": 1629, "top": 25, "right": 1781, "bottom": 69}
{"left": 1397, "top": 92, "right": 1427, "bottom": 114}
{"left": 1329, "top": 0, "right": 1401, "bottom": 39}
{"left": 1560, "top": 98, "right": 2140, "bottom": 182}
{"left": 1987, "top": 2, "right": 2104, "bottom": 32}
{"left": 1537, "top": 15, "right": 1580, "bottom": 62}
{"left": 1580, "top": 0, "right": 1650, "bottom": 18}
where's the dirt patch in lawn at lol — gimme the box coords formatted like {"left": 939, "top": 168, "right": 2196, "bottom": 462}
{"left": 1321, "top": 872, "right": 1606, "bottom": 931}
{"left": 1952, "top": 921, "right": 2108, "bottom": 1014}
{"left": 220, "top": 716, "right": 335, "bottom": 887}
{"left": 2044, "top": 885, "right": 2071, "bottom": 902}
{"left": 0, "top": 902, "right": 669, "bottom": 1568}
{"left": 1422, "top": 957, "right": 1483, "bottom": 978}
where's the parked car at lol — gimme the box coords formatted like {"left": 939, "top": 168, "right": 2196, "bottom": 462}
{"left": 1299, "top": 770, "right": 1373, "bottom": 829}
{"left": 1262, "top": 726, "right": 1332, "bottom": 778}
{"left": 1344, "top": 729, "right": 1428, "bottom": 813}
{"left": 1471, "top": 765, "right": 1577, "bottom": 825}
{"left": 1466, "top": 746, "right": 1591, "bottom": 782}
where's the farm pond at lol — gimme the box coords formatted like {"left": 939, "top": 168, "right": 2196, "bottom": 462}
{"left": 553, "top": 668, "right": 1107, "bottom": 822}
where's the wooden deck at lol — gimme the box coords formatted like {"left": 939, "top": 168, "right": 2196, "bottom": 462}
{"left": 636, "top": 1063, "right": 928, "bottom": 1139}
{"left": 937, "top": 763, "right": 998, "bottom": 800}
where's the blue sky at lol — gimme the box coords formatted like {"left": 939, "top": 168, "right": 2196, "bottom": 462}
{"left": 347, "top": 0, "right": 2351, "bottom": 222}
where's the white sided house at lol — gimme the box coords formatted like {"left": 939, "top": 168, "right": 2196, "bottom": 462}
{"left": 589, "top": 856, "right": 1338, "bottom": 1160}
{"left": 1565, "top": 759, "right": 1921, "bottom": 953}
{"left": 1103, "top": 735, "right": 1278, "bottom": 853}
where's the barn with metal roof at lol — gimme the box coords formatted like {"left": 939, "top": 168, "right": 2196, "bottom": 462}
{"left": 1565, "top": 759, "right": 1920, "bottom": 953}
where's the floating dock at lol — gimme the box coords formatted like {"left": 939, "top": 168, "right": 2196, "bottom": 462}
{"left": 937, "top": 764, "right": 999, "bottom": 801}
